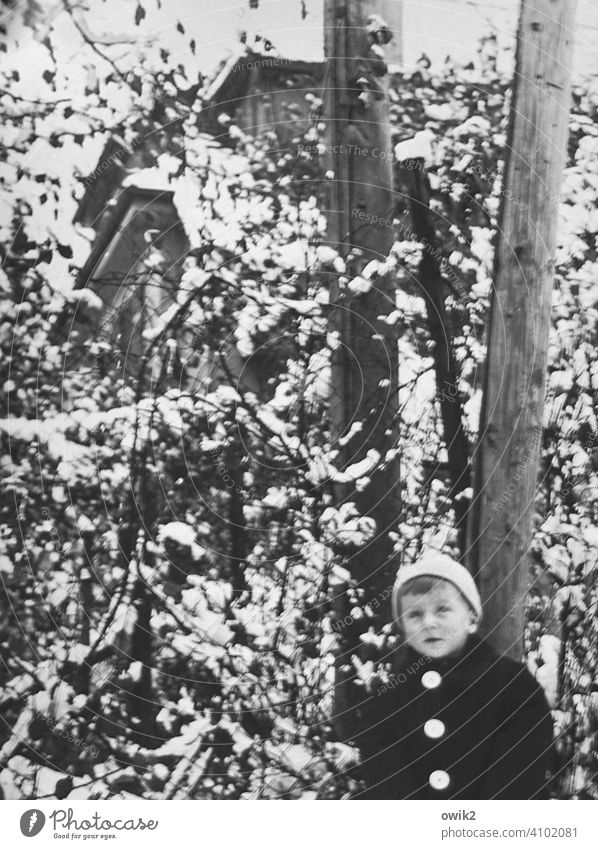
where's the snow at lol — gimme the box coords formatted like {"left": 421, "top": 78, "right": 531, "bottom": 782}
{"left": 279, "top": 298, "right": 318, "bottom": 315}
{"left": 256, "top": 409, "right": 292, "bottom": 440}
{"left": 331, "top": 449, "right": 381, "bottom": 484}
{"left": 326, "top": 741, "right": 360, "bottom": 769}
{"left": 302, "top": 540, "right": 333, "bottom": 571}
{"left": 362, "top": 260, "right": 380, "bottom": 280}
{"left": 534, "top": 635, "right": 561, "bottom": 708}
{"left": 366, "top": 13, "right": 389, "bottom": 35}
{"left": 394, "top": 130, "right": 436, "bottom": 165}
{"left": 68, "top": 288, "right": 104, "bottom": 311}
{"left": 470, "top": 226, "right": 494, "bottom": 267}
{"left": 151, "top": 717, "right": 212, "bottom": 759}
{"left": 453, "top": 116, "right": 492, "bottom": 138}
{"left": 0, "top": 554, "right": 13, "bottom": 576}
{"left": 142, "top": 303, "right": 178, "bottom": 341}
{"left": 582, "top": 526, "right": 598, "bottom": 548}
{"left": 277, "top": 241, "right": 312, "bottom": 271}
{"left": 74, "top": 513, "right": 95, "bottom": 535}
{"left": 122, "top": 153, "right": 179, "bottom": 192}
{"left": 315, "top": 245, "right": 338, "bottom": 265}
{"left": 262, "top": 487, "right": 288, "bottom": 509}
{"left": 338, "top": 422, "right": 363, "bottom": 447}
{"left": 543, "top": 545, "right": 570, "bottom": 583}
{"left": 36, "top": 766, "right": 68, "bottom": 797}
{"left": 425, "top": 103, "right": 461, "bottom": 122}
{"left": 328, "top": 564, "right": 351, "bottom": 588}
{"left": 0, "top": 417, "right": 49, "bottom": 443}
{"left": 571, "top": 445, "right": 590, "bottom": 471}
{"left": 264, "top": 741, "right": 314, "bottom": 775}
{"left": 0, "top": 416, "right": 99, "bottom": 486}
{"left": 395, "top": 289, "right": 426, "bottom": 319}
{"left": 0, "top": 709, "right": 34, "bottom": 762}
{"left": 159, "top": 522, "right": 196, "bottom": 548}
{"left": 549, "top": 369, "right": 575, "bottom": 393}
{"left": 347, "top": 275, "right": 372, "bottom": 294}
{"left": 320, "top": 503, "right": 377, "bottom": 547}
{"left": 463, "top": 388, "right": 483, "bottom": 435}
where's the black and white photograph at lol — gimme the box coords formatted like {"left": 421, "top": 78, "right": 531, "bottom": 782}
{"left": 0, "top": 0, "right": 597, "bottom": 837}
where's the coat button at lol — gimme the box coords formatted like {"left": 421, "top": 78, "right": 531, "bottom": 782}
{"left": 429, "top": 769, "right": 450, "bottom": 790}
{"left": 421, "top": 670, "right": 442, "bottom": 689}
{"left": 423, "top": 718, "right": 446, "bottom": 738}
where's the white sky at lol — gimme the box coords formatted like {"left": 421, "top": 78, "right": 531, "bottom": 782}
{"left": 5, "top": 1, "right": 597, "bottom": 99}
{"left": 168, "top": 0, "right": 598, "bottom": 78}
{"left": 403, "top": 0, "right": 598, "bottom": 77}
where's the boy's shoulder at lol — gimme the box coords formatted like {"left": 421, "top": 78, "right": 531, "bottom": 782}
{"left": 474, "top": 640, "right": 524, "bottom": 672}
{"left": 472, "top": 640, "right": 549, "bottom": 705}
{"left": 475, "top": 640, "right": 536, "bottom": 677}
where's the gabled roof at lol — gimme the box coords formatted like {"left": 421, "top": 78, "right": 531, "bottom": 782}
{"left": 198, "top": 50, "right": 324, "bottom": 136}
{"left": 73, "top": 43, "right": 402, "bottom": 290}
{"left": 76, "top": 185, "right": 175, "bottom": 288}
{"left": 74, "top": 45, "right": 318, "bottom": 229}
{"left": 74, "top": 136, "right": 133, "bottom": 229}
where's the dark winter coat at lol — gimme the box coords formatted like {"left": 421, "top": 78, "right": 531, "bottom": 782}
{"left": 352, "top": 635, "right": 554, "bottom": 800}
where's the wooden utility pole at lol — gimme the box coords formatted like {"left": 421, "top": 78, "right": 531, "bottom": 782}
{"left": 467, "top": 0, "right": 577, "bottom": 659}
{"left": 323, "top": 0, "right": 400, "bottom": 603}
{"left": 323, "top": 2, "right": 400, "bottom": 739}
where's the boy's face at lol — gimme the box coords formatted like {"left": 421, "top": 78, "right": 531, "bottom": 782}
{"left": 399, "top": 580, "right": 477, "bottom": 659}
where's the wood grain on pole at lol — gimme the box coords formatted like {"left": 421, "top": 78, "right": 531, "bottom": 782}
{"left": 467, "top": 0, "right": 578, "bottom": 659}
{"left": 323, "top": 0, "right": 400, "bottom": 739}
{"left": 324, "top": 0, "right": 400, "bottom": 600}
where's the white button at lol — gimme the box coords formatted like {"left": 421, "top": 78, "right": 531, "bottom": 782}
{"left": 422, "top": 670, "right": 442, "bottom": 689}
{"left": 429, "top": 769, "right": 450, "bottom": 790}
{"left": 424, "top": 719, "right": 446, "bottom": 738}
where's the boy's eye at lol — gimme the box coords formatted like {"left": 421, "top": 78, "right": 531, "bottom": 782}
{"left": 437, "top": 606, "right": 451, "bottom": 613}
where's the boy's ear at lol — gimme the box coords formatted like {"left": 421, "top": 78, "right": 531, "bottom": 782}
{"left": 468, "top": 613, "right": 480, "bottom": 633}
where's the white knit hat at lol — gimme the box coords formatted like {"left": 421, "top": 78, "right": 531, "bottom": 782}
{"left": 391, "top": 550, "right": 483, "bottom": 623}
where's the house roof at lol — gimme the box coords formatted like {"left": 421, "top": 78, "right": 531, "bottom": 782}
{"left": 74, "top": 136, "right": 133, "bottom": 228}
{"left": 76, "top": 185, "right": 175, "bottom": 289}
{"left": 73, "top": 44, "right": 405, "bottom": 290}
{"left": 74, "top": 45, "right": 320, "bottom": 226}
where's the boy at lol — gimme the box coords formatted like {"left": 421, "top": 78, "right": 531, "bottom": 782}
{"left": 353, "top": 550, "right": 554, "bottom": 799}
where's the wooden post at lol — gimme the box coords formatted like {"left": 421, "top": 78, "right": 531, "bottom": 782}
{"left": 467, "top": 0, "right": 577, "bottom": 659}
{"left": 323, "top": 0, "right": 400, "bottom": 604}
{"left": 323, "top": 0, "right": 400, "bottom": 739}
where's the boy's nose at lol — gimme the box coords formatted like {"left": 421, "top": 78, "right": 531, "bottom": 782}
{"left": 421, "top": 611, "right": 439, "bottom": 628}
